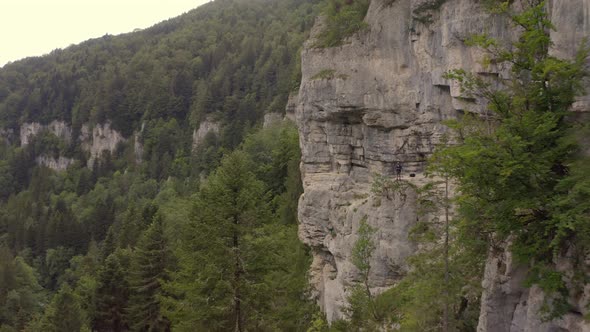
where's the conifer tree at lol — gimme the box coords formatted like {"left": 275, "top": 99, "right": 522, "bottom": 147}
{"left": 164, "top": 151, "right": 269, "bottom": 331}
{"left": 127, "top": 212, "right": 170, "bottom": 332}
{"left": 93, "top": 249, "right": 130, "bottom": 332}
{"left": 40, "top": 284, "right": 89, "bottom": 332}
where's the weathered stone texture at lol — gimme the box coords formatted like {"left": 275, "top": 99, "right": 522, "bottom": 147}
{"left": 20, "top": 120, "right": 72, "bottom": 146}
{"left": 80, "top": 123, "right": 126, "bottom": 167}
{"left": 295, "top": 0, "right": 590, "bottom": 327}
{"left": 192, "top": 118, "right": 221, "bottom": 150}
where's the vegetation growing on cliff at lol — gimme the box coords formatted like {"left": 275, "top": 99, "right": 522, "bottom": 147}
{"left": 324, "top": 1, "right": 589, "bottom": 330}
{"left": 314, "top": 0, "right": 370, "bottom": 48}
{"left": 428, "top": 0, "right": 588, "bottom": 325}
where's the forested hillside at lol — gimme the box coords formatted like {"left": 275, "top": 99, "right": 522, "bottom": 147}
{"left": 0, "top": 0, "right": 323, "bottom": 330}
{"left": 3, "top": 0, "right": 588, "bottom": 330}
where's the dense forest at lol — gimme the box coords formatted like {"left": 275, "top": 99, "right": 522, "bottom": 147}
{"left": 0, "top": 0, "right": 325, "bottom": 330}
{"left": 1, "top": 0, "right": 589, "bottom": 330}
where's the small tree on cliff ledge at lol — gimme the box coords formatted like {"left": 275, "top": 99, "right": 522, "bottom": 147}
{"left": 346, "top": 216, "right": 377, "bottom": 327}
{"left": 434, "top": 0, "right": 589, "bottom": 318}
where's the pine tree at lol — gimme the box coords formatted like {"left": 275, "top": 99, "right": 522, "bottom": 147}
{"left": 40, "top": 284, "right": 89, "bottom": 332}
{"left": 93, "top": 249, "right": 130, "bottom": 332}
{"left": 127, "top": 212, "right": 170, "bottom": 332}
{"left": 0, "top": 248, "right": 44, "bottom": 331}
{"left": 164, "top": 151, "right": 269, "bottom": 331}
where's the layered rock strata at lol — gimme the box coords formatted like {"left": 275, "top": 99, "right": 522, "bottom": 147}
{"left": 295, "top": 0, "right": 590, "bottom": 327}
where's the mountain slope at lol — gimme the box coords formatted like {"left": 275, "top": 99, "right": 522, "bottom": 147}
{"left": 0, "top": 0, "right": 322, "bottom": 330}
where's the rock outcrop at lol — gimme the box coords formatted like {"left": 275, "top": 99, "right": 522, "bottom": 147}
{"left": 478, "top": 246, "right": 590, "bottom": 332}
{"left": 192, "top": 118, "right": 220, "bottom": 150}
{"left": 17, "top": 121, "right": 129, "bottom": 170}
{"left": 20, "top": 121, "right": 72, "bottom": 146}
{"left": 263, "top": 112, "right": 285, "bottom": 128}
{"left": 80, "top": 123, "right": 126, "bottom": 167}
{"left": 35, "top": 155, "right": 75, "bottom": 172}
{"left": 294, "top": 0, "right": 590, "bottom": 327}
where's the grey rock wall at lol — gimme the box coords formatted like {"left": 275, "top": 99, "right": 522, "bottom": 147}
{"left": 295, "top": 0, "right": 590, "bottom": 327}
{"left": 17, "top": 121, "right": 130, "bottom": 170}
{"left": 80, "top": 123, "right": 127, "bottom": 168}
{"left": 35, "top": 155, "right": 75, "bottom": 172}
{"left": 192, "top": 118, "right": 220, "bottom": 150}
{"left": 20, "top": 121, "right": 72, "bottom": 146}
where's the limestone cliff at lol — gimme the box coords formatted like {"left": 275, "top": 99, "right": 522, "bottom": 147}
{"left": 18, "top": 121, "right": 136, "bottom": 170}
{"left": 20, "top": 121, "right": 72, "bottom": 146}
{"left": 294, "top": 0, "right": 590, "bottom": 328}
{"left": 35, "top": 155, "right": 75, "bottom": 172}
{"left": 80, "top": 123, "right": 127, "bottom": 167}
{"left": 192, "top": 118, "right": 221, "bottom": 151}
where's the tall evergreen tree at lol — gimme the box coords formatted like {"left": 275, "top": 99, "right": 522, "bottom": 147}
{"left": 93, "top": 249, "right": 130, "bottom": 332}
{"left": 40, "top": 284, "right": 89, "bottom": 332}
{"left": 164, "top": 151, "right": 269, "bottom": 331}
{"left": 127, "top": 212, "right": 170, "bottom": 332}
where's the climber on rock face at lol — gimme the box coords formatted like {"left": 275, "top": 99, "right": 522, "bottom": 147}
{"left": 395, "top": 161, "right": 402, "bottom": 180}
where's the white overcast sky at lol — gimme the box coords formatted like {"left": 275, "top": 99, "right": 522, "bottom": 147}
{"left": 0, "top": 0, "right": 210, "bottom": 67}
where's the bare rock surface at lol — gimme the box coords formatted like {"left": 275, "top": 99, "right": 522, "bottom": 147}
{"left": 17, "top": 121, "right": 127, "bottom": 169}
{"left": 20, "top": 120, "right": 72, "bottom": 146}
{"left": 80, "top": 123, "right": 126, "bottom": 167}
{"left": 192, "top": 118, "right": 220, "bottom": 150}
{"left": 35, "top": 155, "right": 75, "bottom": 172}
{"left": 295, "top": 0, "right": 590, "bottom": 327}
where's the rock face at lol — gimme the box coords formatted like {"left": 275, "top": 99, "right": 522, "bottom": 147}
{"left": 294, "top": 0, "right": 590, "bottom": 326}
{"left": 35, "top": 155, "right": 75, "bottom": 172}
{"left": 20, "top": 121, "right": 72, "bottom": 146}
{"left": 134, "top": 133, "right": 144, "bottom": 165}
{"left": 263, "top": 112, "right": 285, "bottom": 128}
{"left": 478, "top": 247, "right": 590, "bottom": 332}
{"left": 285, "top": 92, "right": 298, "bottom": 123}
{"left": 192, "top": 118, "right": 220, "bottom": 150}
{"left": 80, "top": 123, "right": 126, "bottom": 167}
{"left": 17, "top": 121, "right": 128, "bottom": 170}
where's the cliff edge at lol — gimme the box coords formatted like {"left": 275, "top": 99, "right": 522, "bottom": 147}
{"left": 294, "top": 0, "right": 590, "bottom": 328}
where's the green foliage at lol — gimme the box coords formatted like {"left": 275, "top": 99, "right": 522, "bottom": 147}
{"left": 127, "top": 212, "right": 171, "bottom": 331}
{"left": 383, "top": 223, "right": 484, "bottom": 330}
{"left": 371, "top": 174, "right": 416, "bottom": 201}
{"left": 0, "top": 0, "right": 321, "bottom": 137}
{"left": 433, "top": 0, "right": 589, "bottom": 318}
{"left": 314, "top": 0, "right": 370, "bottom": 48}
{"left": 0, "top": 248, "right": 45, "bottom": 332}
{"left": 39, "top": 284, "right": 90, "bottom": 332}
{"left": 352, "top": 217, "right": 376, "bottom": 282}
{"left": 241, "top": 122, "right": 303, "bottom": 223}
{"left": 412, "top": 0, "right": 447, "bottom": 23}
{"left": 0, "top": 0, "right": 319, "bottom": 330}
{"left": 341, "top": 217, "right": 387, "bottom": 330}
{"left": 311, "top": 69, "right": 336, "bottom": 80}
{"left": 164, "top": 127, "right": 314, "bottom": 330}
{"left": 164, "top": 151, "right": 268, "bottom": 330}
{"left": 307, "top": 312, "right": 329, "bottom": 332}
{"left": 93, "top": 249, "right": 131, "bottom": 332}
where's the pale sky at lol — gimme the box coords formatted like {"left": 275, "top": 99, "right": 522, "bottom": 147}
{"left": 0, "top": 0, "right": 210, "bottom": 67}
